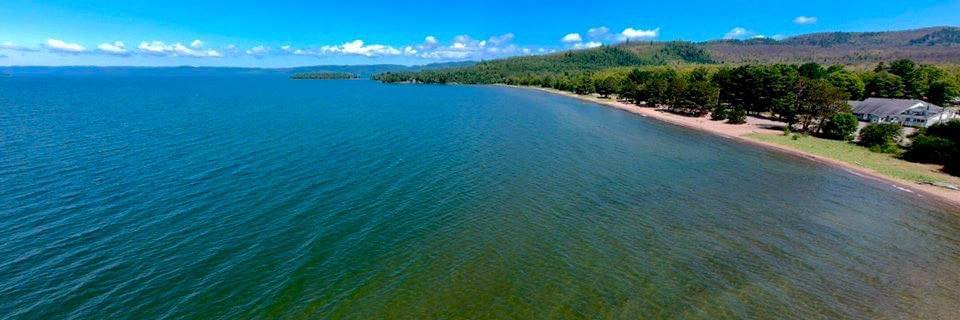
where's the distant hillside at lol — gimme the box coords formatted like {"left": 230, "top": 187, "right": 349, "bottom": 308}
{"left": 701, "top": 26, "right": 960, "bottom": 64}
{"left": 780, "top": 27, "right": 954, "bottom": 46}
{"left": 289, "top": 71, "right": 359, "bottom": 80}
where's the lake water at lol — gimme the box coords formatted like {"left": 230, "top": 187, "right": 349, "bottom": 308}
{"left": 1, "top": 75, "right": 959, "bottom": 319}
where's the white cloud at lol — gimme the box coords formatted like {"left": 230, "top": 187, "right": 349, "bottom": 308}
{"left": 793, "top": 16, "right": 818, "bottom": 25}
{"left": 97, "top": 41, "right": 127, "bottom": 55}
{"left": 451, "top": 35, "right": 474, "bottom": 50}
{"left": 319, "top": 40, "right": 400, "bottom": 57}
{"left": 723, "top": 27, "right": 756, "bottom": 40}
{"left": 411, "top": 33, "right": 528, "bottom": 60}
{"left": 283, "top": 32, "right": 533, "bottom": 61}
{"left": 138, "top": 41, "right": 169, "bottom": 55}
{"left": 561, "top": 33, "right": 583, "bottom": 43}
{"left": 417, "top": 49, "right": 472, "bottom": 60}
{"left": 138, "top": 41, "right": 221, "bottom": 57}
{"left": 46, "top": 39, "right": 87, "bottom": 53}
{"left": 246, "top": 45, "right": 269, "bottom": 56}
{"left": 190, "top": 39, "right": 204, "bottom": 48}
{"left": 620, "top": 27, "right": 660, "bottom": 41}
{"left": 577, "top": 41, "right": 603, "bottom": 49}
{"left": 175, "top": 43, "right": 221, "bottom": 57}
{"left": 173, "top": 43, "right": 218, "bottom": 57}
{"left": 403, "top": 46, "right": 417, "bottom": 55}
{"left": 487, "top": 33, "right": 514, "bottom": 46}
{"left": 1, "top": 41, "right": 39, "bottom": 52}
{"left": 587, "top": 26, "right": 611, "bottom": 40}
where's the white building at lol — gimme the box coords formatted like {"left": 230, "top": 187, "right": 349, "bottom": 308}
{"left": 848, "top": 98, "right": 958, "bottom": 128}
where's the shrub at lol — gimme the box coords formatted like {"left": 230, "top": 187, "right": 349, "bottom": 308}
{"left": 820, "top": 112, "right": 859, "bottom": 141}
{"left": 911, "top": 120, "right": 960, "bottom": 176}
{"left": 904, "top": 134, "right": 957, "bottom": 164}
{"left": 858, "top": 123, "right": 902, "bottom": 153}
{"left": 727, "top": 107, "right": 747, "bottom": 124}
{"left": 710, "top": 105, "right": 727, "bottom": 120}
{"left": 926, "top": 119, "right": 960, "bottom": 143}
{"left": 946, "top": 155, "right": 960, "bottom": 176}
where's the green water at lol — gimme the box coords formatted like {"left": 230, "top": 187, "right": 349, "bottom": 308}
{"left": 1, "top": 75, "right": 959, "bottom": 319}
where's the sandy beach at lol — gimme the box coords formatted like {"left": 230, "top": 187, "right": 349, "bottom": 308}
{"left": 510, "top": 85, "right": 960, "bottom": 208}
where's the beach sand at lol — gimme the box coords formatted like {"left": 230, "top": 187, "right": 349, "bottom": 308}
{"left": 509, "top": 85, "right": 960, "bottom": 209}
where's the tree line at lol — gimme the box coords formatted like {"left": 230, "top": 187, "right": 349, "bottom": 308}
{"left": 290, "top": 72, "right": 359, "bottom": 80}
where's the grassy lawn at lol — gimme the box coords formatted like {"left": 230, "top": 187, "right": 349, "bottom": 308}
{"left": 747, "top": 133, "right": 960, "bottom": 185}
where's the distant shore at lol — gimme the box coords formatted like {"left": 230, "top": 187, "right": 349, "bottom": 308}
{"left": 504, "top": 85, "right": 960, "bottom": 209}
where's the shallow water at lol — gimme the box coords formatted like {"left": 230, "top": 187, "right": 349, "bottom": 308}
{"left": 1, "top": 75, "right": 959, "bottom": 319}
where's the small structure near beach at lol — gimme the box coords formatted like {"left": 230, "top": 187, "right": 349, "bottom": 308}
{"left": 848, "top": 98, "right": 958, "bottom": 128}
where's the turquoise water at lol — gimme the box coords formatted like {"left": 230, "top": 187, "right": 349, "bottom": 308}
{"left": 1, "top": 75, "right": 959, "bottom": 319}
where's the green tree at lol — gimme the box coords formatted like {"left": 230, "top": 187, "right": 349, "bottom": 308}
{"left": 927, "top": 119, "right": 960, "bottom": 143}
{"left": 820, "top": 112, "right": 859, "bottom": 140}
{"left": 904, "top": 135, "right": 957, "bottom": 164}
{"left": 795, "top": 78, "right": 849, "bottom": 132}
{"left": 573, "top": 75, "right": 595, "bottom": 95}
{"left": 683, "top": 68, "right": 720, "bottom": 116}
{"left": 798, "top": 62, "right": 826, "bottom": 79}
{"left": 769, "top": 65, "right": 801, "bottom": 124}
{"left": 888, "top": 59, "right": 922, "bottom": 98}
{"left": 826, "top": 71, "right": 865, "bottom": 100}
{"left": 727, "top": 107, "right": 747, "bottom": 124}
{"left": 712, "top": 67, "right": 736, "bottom": 105}
{"left": 947, "top": 157, "right": 960, "bottom": 176}
{"left": 865, "top": 71, "right": 904, "bottom": 98}
{"left": 710, "top": 105, "right": 728, "bottom": 120}
{"left": 594, "top": 76, "right": 618, "bottom": 98}
{"left": 927, "top": 80, "right": 959, "bottom": 107}
{"left": 858, "top": 123, "right": 903, "bottom": 153}
{"left": 900, "top": 120, "right": 960, "bottom": 176}
{"left": 666, "top": 73, "right": 691, "bottom": 114}
{"left": 644, "top": 69, "right": 677, "bottom": 107}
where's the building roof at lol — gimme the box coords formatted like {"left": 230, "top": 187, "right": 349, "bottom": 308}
{"left": 848, "top": 98, "right": 942, "bottom": 117}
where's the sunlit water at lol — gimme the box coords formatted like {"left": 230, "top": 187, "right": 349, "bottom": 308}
{"left": 1, "top": 75, "right": 959, "bottom": 319}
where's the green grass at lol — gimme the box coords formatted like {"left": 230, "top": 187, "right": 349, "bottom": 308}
{"left": 747, "top": 133, "right": 960, "bottom": 185}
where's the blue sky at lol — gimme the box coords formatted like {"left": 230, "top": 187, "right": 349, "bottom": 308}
{"left": 2, "top": 0, "right": 959, "bottom": 67}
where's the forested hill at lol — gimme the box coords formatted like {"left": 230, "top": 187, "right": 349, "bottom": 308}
{"left": 780, "top": 27, "right": 960, "bottom": 46}
{"left": 702, "top": 26, "right": 960, "bottom": 64}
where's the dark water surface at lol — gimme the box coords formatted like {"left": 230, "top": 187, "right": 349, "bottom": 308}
{"left": 1, "top": 75, "right": 959, "bottom": 319}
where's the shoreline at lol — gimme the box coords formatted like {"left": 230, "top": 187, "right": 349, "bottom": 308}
{"left": 503, "top": 84, "right": 960, "bottom": 209}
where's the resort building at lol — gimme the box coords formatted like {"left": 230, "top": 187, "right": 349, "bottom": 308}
{"left": 847, "top": 98, "right": 959, "bottom": 128}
